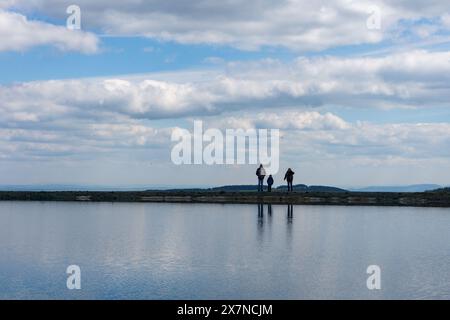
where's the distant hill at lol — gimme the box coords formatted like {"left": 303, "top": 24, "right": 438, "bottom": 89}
{"left": 0, "top": 184, "right": 95, "bottom": 191}
{"left": 276, "top": 184, "right": 348, "bottom": 192}
{"left": 428, "top": 187, "right": 450, "bottom": 193}
{"left": 2, "top": 184, "right": 445, "bottom": 193}
{"left": 0, "top": 184, "right": 204, "bottom": 192}
{"left": 164, "top": 185, "right": 257, "bottom": 192}
{"left": 166, "top": 184, "right": 349, "bottom": 193}
{"left": 350, "top": 184, "right": 442, "bottom": 193}
{"left": 210, "top": 185, "right": 258, "bottom": 192}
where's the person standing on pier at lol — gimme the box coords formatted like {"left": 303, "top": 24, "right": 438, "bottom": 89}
{"left": 284, "top": 168, "right": 295, "bottom": 192}
{"left": 256, "top": 164, "right": 266, "bottom": 192}
{"left": 267, "top": 175, "right": 274, "bottom": 192}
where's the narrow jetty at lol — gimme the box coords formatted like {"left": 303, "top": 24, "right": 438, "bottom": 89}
{"left": 1, "top": 191, "right": 450, "bottom": 207}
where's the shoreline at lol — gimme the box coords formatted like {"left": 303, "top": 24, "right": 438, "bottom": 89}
{"left": 1, "top": 191, "right": 450, "bottom": 207}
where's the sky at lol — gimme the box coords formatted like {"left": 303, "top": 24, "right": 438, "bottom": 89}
{"left": 1, "top": 0, "right": 450, "bottom": 188}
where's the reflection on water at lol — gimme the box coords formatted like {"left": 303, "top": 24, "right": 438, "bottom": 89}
{"left": 257, "top": 204, "right": 293, "bottom": 242}
{"left": 287, "top": 204, "right": 293, "bottom": 221}
{"left": 1, "top": 201, "right": 450, "bottom": 299}
{"left": 287, "top": 204, "right": 294, "bottom": 244}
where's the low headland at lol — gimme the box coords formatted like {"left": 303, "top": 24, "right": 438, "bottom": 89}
{"left": 1, "top": 185, "right": 450, "bottom": 207}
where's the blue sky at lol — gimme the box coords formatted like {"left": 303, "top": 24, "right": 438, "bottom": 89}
{"left": 1, "top": 1, "right": 450, "bottom": 188}
{"left": 0, "top": 37, "right": 299, "bottom": 84}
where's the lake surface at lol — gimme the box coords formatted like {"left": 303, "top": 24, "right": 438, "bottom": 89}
{"left": 0, "top": 201, "right": 449, "bottom": 300}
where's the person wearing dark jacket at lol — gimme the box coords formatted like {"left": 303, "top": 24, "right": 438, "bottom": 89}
{"left": 267, "top": 175, "right": 274, "bottom": 192}
{"left": 284, "top": 168, "right": 295, "bottom": 192}
{"left": 256, "top": 164, "right": 266, "bottom": 192}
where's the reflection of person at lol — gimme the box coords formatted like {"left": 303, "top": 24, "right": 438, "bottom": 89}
{"left": 256, "top": 164, "right": 266, "bottom": 192}
{"left": 287, "top": 204, "right": 293, "bottom": 219}
{"left": 267, "top": 175, "right": 274, "bottom": 192}
{"left": 284, "top": 168, "right": 295, "bottom": 192}
{"left": 258, "top": 203, "right": 264, "bottom": 217}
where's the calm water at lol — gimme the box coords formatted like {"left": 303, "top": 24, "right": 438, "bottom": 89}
{"left": 0, "top": 201, "right": 450, "bottom": 300}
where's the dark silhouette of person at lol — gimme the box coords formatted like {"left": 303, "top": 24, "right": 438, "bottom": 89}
{"left": 284, "top": 168, "right": 295, "bottom": 192}
{"left": 256, "top": 164, "right": 266, "bottom": 192}
{"left": 267, "top": 175, "right": 274, "bottom": 192}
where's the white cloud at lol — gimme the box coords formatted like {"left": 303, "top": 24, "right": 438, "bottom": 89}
{"left": 0, "top": 117, "right": 173, "bottom": 162}
{"left": 1, "top": 49, "right": 450, "bottom": 185}
{"left": 442, "top": 13, "right": 450, "bottom": 29}
{"left": 203, "top": 111, "right": 450, "bottom": 160}
{"left": 1, "top": 104, "right": 450, "bottom": 185}
{"left": 2, "top": 105, "right": 450, "bottom": 178}
{"left": 5, "top": 0, "right": 450, "bottom": 51}
{"left": 207, "top": 111, "right": 350, "bottom": 131}
{"left": 1, "top": 50, "right": 449, "bottom": 126}
{"left": 0, "top": 0, "right": 14, "bottom": 9}
{"left": 0, "top": 9, "right": 99, "bottom": 53}
{"left": 3, "top": 0, "right": 441, "bottom": 51}
{"left": 2, "top": 1, "right": 450, "bottom": 186}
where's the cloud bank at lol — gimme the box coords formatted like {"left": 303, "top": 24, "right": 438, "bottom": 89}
{"left": 6, "top": 0, "right": 450, "bottom": 51}
{"left": 1, "top": 1, "right": 450, "bottom": 185}
{"left": 1, "top": 49, "right": 450, "bottom": 174}
{"left": 0, "top": 9, "right": 99, "bottom": 53}
{"left": 1, "top": 50, "right": 449, "bottom": 126}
